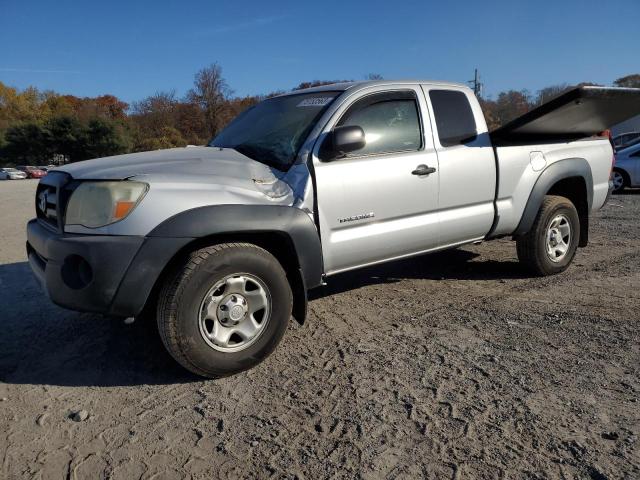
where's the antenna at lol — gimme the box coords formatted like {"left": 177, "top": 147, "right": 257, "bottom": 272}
{"left": 468, "top": 68, "right": 483, "bottom": 97}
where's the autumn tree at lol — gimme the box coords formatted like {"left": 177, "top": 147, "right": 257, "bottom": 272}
{"left": 131, "top": 91, "right": 180, "bottom": 133}
{"left": 0, "top": 82, "right": 41, "bottom": 130}
{"left": 293, "top": 79, "right": 352, "bottom": 90}
{"left": 534, "top": 84, "right": 572, "bottom": 105}
{"left": 187, "top": 63, "right": 232, "bottom": 138}
{"left": 493, "top": 90, "right": 533, "bottom": 126}
{"left": 478, "top": 97, "right": 500, "bottom": 131}
{"left": 130, "top": 91, "right": 207, "bottom": 149}
{"left": 614, "top": 74, "right": 640, "bottom": 88}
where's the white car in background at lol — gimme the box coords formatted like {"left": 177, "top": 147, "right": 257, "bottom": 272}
{"left": 612, "top": 143, "right": 640, "bottom": 192}
{"left": 0, "top": 167, "right": 28, "bottom": 180}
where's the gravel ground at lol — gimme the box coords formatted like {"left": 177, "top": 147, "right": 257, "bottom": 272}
{"left": 0, "top": 179, "right": 639, "bottom": 479}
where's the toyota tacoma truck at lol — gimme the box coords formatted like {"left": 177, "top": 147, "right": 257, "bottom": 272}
{"left": 26, "top": 80, "right": 640, "bottom": 377}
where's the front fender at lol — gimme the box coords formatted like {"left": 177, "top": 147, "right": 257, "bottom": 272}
{"left": 109, "top": 205, "right": 323, "bottom": 320}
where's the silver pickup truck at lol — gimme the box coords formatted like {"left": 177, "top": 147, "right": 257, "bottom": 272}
{"left": 26, "top": 80, "right": 640, "bottom": 377}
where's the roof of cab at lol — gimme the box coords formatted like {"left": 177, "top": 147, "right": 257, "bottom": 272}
{"left": 288, "top": 79, "right": 470, "bottom": 95}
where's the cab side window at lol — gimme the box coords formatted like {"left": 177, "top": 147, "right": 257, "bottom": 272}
{"left": 429, "top": 90, "right": 477, "bottom": 147}
{"left": 337, "top": 91, "right": 422, "bottom": 157}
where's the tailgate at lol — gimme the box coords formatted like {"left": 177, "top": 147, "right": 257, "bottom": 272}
{"left": 490, "top": 86, "right": 640, "bottom": 144}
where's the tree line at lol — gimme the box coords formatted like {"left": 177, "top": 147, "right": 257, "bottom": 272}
{"left": 0, "top": 65, "right": 638, "bottom": 167}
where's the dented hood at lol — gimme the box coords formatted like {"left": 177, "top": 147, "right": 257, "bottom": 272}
{"left": 55, "top": 146, "right": 278, "bottom": 183}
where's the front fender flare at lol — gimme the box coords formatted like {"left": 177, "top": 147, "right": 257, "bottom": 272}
{"left": 149, "top": 204, "right": 324, "bottom": 288}
{"left": 110, "top": 205, "right": 323, "bottom": 323}
{"left": 514, "top": 158, "right": 593, "bottom": 237}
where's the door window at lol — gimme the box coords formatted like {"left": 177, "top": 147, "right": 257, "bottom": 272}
{"left": 336, "top": 91, "right": 422, "bottom": 157}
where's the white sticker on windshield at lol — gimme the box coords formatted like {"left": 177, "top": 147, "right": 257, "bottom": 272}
{"left": 297, "top": 97, "right": 333, "bottom": 107}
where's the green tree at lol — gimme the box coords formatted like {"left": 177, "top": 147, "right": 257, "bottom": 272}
{"left": 47, "top": 116, "right": 85, "bottom": 162}
{"left": 84, "top": 118, "right": 128, "bottom": 159}
{"left": 2, "top": 123, "right": 52, "bottom": 164}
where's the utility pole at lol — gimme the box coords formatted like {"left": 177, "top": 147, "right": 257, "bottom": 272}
{"left": 468, "top": 68, "right": 483, "bottom": 97}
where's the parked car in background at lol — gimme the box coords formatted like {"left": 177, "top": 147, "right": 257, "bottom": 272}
{"left": 16, "top": 166, "right": 47, "bottom": 179}
{"left": 0, "top": 167, "right": 28, "bottom": 180}
{"left": 613, "top": 132, "right": 640, "bottom": 150}
{"left": 612, "top": 143, "right": 640, "bottom": 192}
{"left": 36, "top": 166, "right": 55, "bottom": 173}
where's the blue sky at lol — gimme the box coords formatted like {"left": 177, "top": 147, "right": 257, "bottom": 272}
{"left": 1, "top": 0, "right": 638, "bottom": 103}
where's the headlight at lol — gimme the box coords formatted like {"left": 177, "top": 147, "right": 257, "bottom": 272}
{"left": 65, "top": 181, "right": 148, "bottom": 228}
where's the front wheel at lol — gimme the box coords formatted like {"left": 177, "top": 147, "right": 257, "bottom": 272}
{"left": 157, "top": 242, "right": 292, "bottom": 378}
{"left": 516, "top": 195, "right": 580, "bottom": 276}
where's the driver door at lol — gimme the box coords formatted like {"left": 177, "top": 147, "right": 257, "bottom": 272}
{"left": 312, "top": 86, "right": 440, "bottom": 275}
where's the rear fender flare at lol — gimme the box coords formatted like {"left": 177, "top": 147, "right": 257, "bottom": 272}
{"left": 514, "top": 158, "right": 593, "bottom": 237}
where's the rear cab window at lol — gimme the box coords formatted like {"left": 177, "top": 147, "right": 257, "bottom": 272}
{"left": 429, "top": 90, "right": 478, "bottom": 147}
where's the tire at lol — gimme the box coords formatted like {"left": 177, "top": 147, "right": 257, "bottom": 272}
{"left": 611, "top": 169, "right": 628, "bottom": 193}
{"left": 516, "top": 195, "right": 580, "bottom": 276}
{"left": 157, "top": 242, "right": 292, "bottom": 378}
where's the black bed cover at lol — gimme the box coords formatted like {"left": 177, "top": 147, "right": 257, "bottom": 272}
{"left": 490, "top": 86, "right": 640, "bottom": 145}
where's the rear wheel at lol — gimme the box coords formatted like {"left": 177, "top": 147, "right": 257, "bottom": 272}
{"left": 157, "top": 243, "right": 292, "bottom": 378}
{"left": 611, "top": 169, "right": 627, "bottom": 193}
{"left": 516, "top": 195, "right": 580, "bottom": 276}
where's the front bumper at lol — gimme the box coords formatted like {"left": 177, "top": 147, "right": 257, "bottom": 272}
{"left": 27, "top": 219, "right": 194, "bottom": 317}
{"left": 27, "top": 219, "right": 145, "bottom": 314}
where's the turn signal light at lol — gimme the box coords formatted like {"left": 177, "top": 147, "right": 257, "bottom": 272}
{"left": 114, "top": 201, "right": 136, "bottom": 220}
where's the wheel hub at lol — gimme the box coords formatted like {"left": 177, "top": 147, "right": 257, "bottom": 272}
{"left": 218, "top": 294, "right": 248, "bottom": 325}
{"left": 549, "top": 229, "right": 562, "bottom": 246}
{"left": 546, "top": 214, "right": 571, "bottom": 263}
{"left": 198, "top": 274, "right": 271, "bottom": 353}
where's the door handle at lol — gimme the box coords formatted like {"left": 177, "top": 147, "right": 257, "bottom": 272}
{"left": 411, "top": 164, "right": 437, "bottom": 176}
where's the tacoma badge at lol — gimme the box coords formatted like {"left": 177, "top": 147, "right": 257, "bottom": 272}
{"left": 339, "top": 212, "right": 375, "bottom": 223}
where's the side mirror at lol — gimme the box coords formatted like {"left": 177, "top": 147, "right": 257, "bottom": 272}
{"left": 320, "top": 125, "right": 366, "bottom": 160}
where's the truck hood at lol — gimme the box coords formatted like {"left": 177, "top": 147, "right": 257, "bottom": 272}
{"left": 55, "top": 146, "right": 279, "bottom": 183}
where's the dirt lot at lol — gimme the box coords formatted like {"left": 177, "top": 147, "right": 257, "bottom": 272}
{"left": 0, "top": 179, "right": 638, "bottom": 479}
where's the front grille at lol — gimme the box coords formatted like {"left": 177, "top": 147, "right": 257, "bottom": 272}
{"left": 36, "top": 183, "right": 58, "bottom": 229}
{"left": 35, "top": 172, "right": 75, "bottom": 232}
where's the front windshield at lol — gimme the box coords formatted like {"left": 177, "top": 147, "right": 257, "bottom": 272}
{"left": 211, "top": 92, "right": 339, "bottom": 170}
